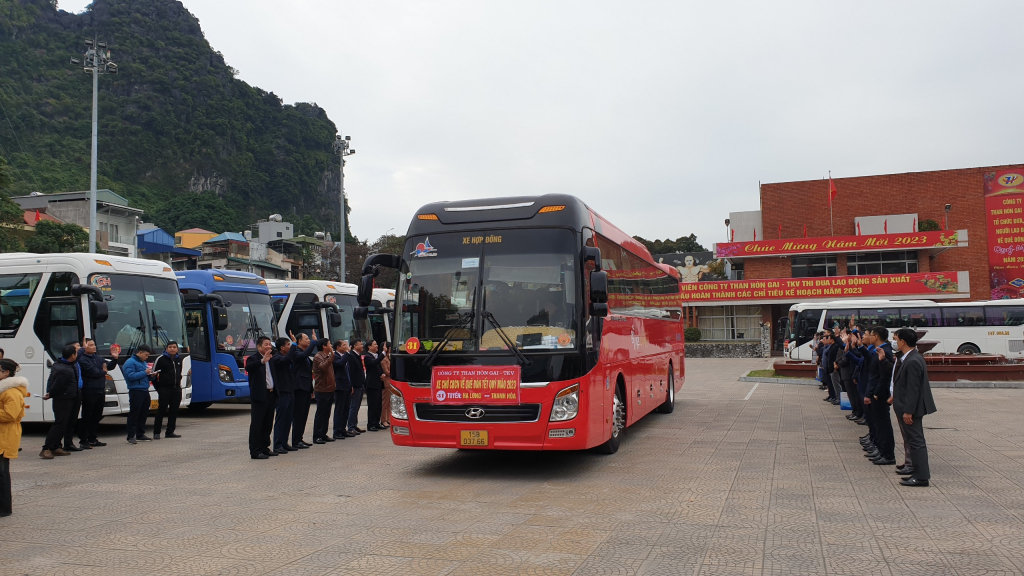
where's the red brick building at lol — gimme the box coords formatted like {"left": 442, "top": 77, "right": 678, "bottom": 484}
{"left": 682, "top": 163, "right": 1024, "bottom": 353}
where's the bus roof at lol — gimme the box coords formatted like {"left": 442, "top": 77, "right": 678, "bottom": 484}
{"left": 406, "top": 193, "right": 657, "bottom": 264}
{"left": 265, "top": 279, "right": 358, "bottom": 296}
{"left": 176, "top": 269, "right": 270, "bottom": 294}
{"left": 789, "top": 298, "right": 1024, "bottom": 312}
{"left": 0, "top": 252, "right": 176, "bottom": 280}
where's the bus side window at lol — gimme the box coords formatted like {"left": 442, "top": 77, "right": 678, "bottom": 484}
{"left": 32, "top": 272, "right": 83, "bottom": 359}
{"left": 271, "top": 295, "right": 288, "bottom": 325}
{"left": 185, "top": 308, "right": 210, "bottom": 362}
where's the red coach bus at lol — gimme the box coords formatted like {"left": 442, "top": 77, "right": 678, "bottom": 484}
{"left": 356, "top": 194, "right": 684, "bottom": 454}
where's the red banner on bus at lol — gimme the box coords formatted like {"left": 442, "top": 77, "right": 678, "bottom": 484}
{"left": 715, "top": 230, "right": 965, "bottom": 259}
{"left": 680, "top": 271, "right": 970, "bottom": 304}
{"left": 985, "top": 170, "right": 1024, "bottom": 299}
{"left": 430, "top": 365, "right": 521, "bottom": 405}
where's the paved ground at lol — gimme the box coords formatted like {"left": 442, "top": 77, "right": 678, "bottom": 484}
{"left": 4, "top": 358, "right": 1024, "bottom": 575}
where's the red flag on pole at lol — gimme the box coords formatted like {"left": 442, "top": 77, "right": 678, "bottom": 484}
{"left": 913, "top": 218, "right": 917, "bottom": 232}
{"left": 856, "top": 222, "right": 861, "bottom": 236}
{"left": 884, "top": 219, "right": 888, "bottom": 234}
{"left": 778, "top": 224, "right": 782, "bottom": 239}
{"left": 828, "top": 177, "right": 838, "bottom": 205}
{"left": 753, "top": 228, "right": 757, "bottom": 241}
{"left": 731, "top": 229, "right": 735, "bottom": 242}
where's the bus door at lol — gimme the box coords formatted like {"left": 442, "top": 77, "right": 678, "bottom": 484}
{"left": 183, "top": 303, "right": 211, "bottom": 394}
{"left": 32, "top": 272, "right": 84, "bottom": 421}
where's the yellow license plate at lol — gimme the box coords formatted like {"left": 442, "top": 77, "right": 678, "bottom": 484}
{"left": 460, "top": 430, "right": 488, "bottom": 446}
{"left": 150, "top": 400, "right": 160, "bottom": 410}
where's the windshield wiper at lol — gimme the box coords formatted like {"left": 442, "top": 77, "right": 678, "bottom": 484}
{"left": 421, "top": 309, "right": 475, "bottom": 368}
{"left": 238, "top": 311, "right": 265, "bottom": 356}
{"left": 482, "top": 311, "right": 532, "bottom": 366}
{"left": 151, "top": 310, "right": 170, "bottom": 349}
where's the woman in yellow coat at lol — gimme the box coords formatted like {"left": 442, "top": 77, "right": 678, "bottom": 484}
{"left": 0, "top": 358, "right": 29, "bottom": 517}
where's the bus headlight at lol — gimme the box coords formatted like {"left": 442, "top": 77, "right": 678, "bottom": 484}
{"left": 550, "top": 383, "right": 580, "bottom": 422}
{"left": 218, "top": 364, "right": 234, "bottom": 383}
{"left": 104, "top": 374, "right": 116, "bottom": 395}
{"left": 186, "top": 369, "right": 192, "bottom": 389}
{"left": 390, "top": 390, "right": 408, "bottom": 420}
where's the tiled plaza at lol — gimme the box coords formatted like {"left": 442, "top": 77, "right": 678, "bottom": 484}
{"left": 3, "top": 358, "right": 1024, "bottom": 575}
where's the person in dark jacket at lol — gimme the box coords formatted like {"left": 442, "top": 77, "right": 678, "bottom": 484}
{"left": 271, "top": 337, "right": 300, "bottom": 452}
{"left": 58, "top": 341, "right": 84, "bottom": 453}
{"left": 288, "top": 330, "right": 319, "bottom": 448}
{"left": 862, "top": 327, "right": 896, "bottom": 465}
{"left": 245, "top": 337, "right": 278, "bottom": 460}
{"left": 892, "top": 328, "right": 937, "bottom": 487}
{"left": 152, "top": 342, "right": 184, "bottom": 440}
{"left": 363, "top": 341, "right": 387, "bottom": 432}
{"left": 346, "top": 340, "right": 367, "bottom": 434}
{"left": 332, "top": 340, "right": 354, "bottom": 439}
{"left": 76, "top": 338, "right": 115, "bottom": 448}
{"left": 40, "top": 345, "right": 79, "bottom": 459}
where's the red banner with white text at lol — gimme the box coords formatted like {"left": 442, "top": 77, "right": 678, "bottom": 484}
{"left": 430, "top": 366, "right": 521, "bottom": 405}
{"left": 681, "top": 272, "right": 970, "bottom": 304}
{"left": 715, "top": 230, "right": 966, "bottom": 259}
{"left": 985, "top": 170, "right": 1024, "bottom": 299}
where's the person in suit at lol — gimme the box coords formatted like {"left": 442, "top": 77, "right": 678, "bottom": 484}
{"left": 862, "top": 327, "right": 896, "bottom": 465}
{"left": 332, "top": 340, "right": 354, "bottom": 439}
{"left": 288, "top": 330, "right": 319, "bottom": 449}
{"left": 891, "top": 327, "right": 937, "bottom": 486}
{"left": 76, "top": 338, "right": 115, "bottom": 448}
{"left": 311, "top": 339, "right": 336, "bottom": 444}
{"left": 271, "top": 337, "right": 300, "bottom": 452}
{"left": 346, "top": 339, "right": 366, "bottom": 434}
{"left": 245, "top": 336, "right": 279, "bottom": 460}
{"left": 363, "top": 341, "right": 387, "bottom": 431}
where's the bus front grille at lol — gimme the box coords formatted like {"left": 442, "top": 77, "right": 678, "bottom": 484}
{"left": 1010, "top": 340, "right": 1024, "bottom": 353}
{"left": 414, "top": 403, "right": 542, "bottom": 423}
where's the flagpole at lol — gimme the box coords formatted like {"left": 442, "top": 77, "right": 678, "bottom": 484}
{"left": 828, "top": 171, "right": 834, "bottom": 236}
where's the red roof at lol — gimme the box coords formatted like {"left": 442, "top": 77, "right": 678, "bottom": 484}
{"left": 23, "top": 210, "right": 61, "bottom": 226}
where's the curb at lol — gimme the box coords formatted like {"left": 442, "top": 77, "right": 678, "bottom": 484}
{"left": 738, "top": 375, "right": 1024, "bottom": 389}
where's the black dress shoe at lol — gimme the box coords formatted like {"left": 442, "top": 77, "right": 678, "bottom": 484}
{"left": 313, "top": 438, "right": 327, "bottom": 444}
{"left": 367, "top": 426, "right": 379, "bottom": 432}
{"left": 64, "top": 445, "right": 83, "bottom": 452}
{"left": 823, "top": 397, "right": 833, "bottom": 402}
{"left": 348, "top": 429, "right": 361, "bottom": 435}
{"left": 79, "top": 442, "right": 92, "bottom": 450}
{"left": 873, "top": 458, "right": 897, "bottom": 465}
{"left": 865, "top": 451, "right": 880, "bottom": 459}
{"left": 895, "top": 467, "right": 913, "bottom": 475}
{"left": 165, "top": 433, "right": 181, "bottom": 439}
{"left": 281, "top": 444, "right": 295, "bottom": 451}
{"left": 900, "top": 477, "right": 929, "bottom": 487}
{"left": 354, "top": 427, "right": 366, "bottom": 433}
{"left": 251, "top": 453, "right": 270, "bottom": 460}
{"left": 859, "top": 434, "right": 870, "bottom": 440}
{"left": 333, "top": 434, "right": 347, "bottom": 440}
{"left": 294, "top": 443, "right": 310, "bottom": 449}
{"left": 323, "top": 436, "right": 335, "bottom": 442}
{"left": 271, "top": 450, "right": 287, "bottom": 455}
{"left": 846, "top": 414, "right": 858, "bottom": 420}
{"left": 90, "top": 440, "right": 107, "bottom": 447}
{"left": 264, "top": 450, "right": 278, "bottom": 456}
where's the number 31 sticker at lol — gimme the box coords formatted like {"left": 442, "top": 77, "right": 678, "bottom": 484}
{"left": 405, "top": 337, "right": 421, "bottom": 354}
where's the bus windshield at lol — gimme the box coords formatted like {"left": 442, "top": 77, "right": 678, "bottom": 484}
{"left": 395, "top": 228, "right": 579, "bottom": 353}
{"left": 90, "top": 274, "right": 189, "bottom": 361}
{"left": 326, "top": 293, "right": 372, "bottom": 345}
{"left": 216, "top": 291, "right": 278, "bottom": 364}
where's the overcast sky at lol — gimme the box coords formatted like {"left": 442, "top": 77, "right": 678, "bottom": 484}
{"left": 61, "top": 1, "right": 1024, "bottom": 248}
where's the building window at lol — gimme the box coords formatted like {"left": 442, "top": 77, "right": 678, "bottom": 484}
{"left": 277, "top": 231, "right": 283, "bottom": 238}
{"left": 697, "top": 305, "right": 762, "bottom": 340}
{"left": 847, "top": 251, "right": 918, "bottom": 275}
{"left": 791, "top": 256, "right": 837, "bottom": 278}
{"left": 175, "top": 236, "right": 182, "bottom": 246}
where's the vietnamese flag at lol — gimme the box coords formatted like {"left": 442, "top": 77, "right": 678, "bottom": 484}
{"left": 884, "top": 219, "right": 888, "bottom": 234}
{"left": 828, "top": 177, "right": 838, "bottom": 205}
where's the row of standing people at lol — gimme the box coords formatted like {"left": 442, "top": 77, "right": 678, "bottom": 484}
{"left": 245, "top": 331, "right": 393, "bottom": 460}
{"left": 813, "top": 325, "right": 938, "bottom": 487}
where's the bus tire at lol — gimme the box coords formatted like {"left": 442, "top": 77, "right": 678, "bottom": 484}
{"left": 597, "top": 382, "right": 625, "bottom": 455}
{"left": 657, "top": 366, "right": 675, "bottom": 414}
{"left": 957, "top": 343, "right": 981, "bottom": 355}
{"left": 188, "top": 402, "right": 213, "bottom": 411}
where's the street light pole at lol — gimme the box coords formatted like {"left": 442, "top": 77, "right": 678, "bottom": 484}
{"left": 332, "top": 134, "right": 355, "bottom": 282}
{"left": 71, "top": 38, "right": 117, "bottom": 253}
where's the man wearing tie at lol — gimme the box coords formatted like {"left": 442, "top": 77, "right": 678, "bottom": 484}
{"left": 890, "top": 328, "right": 937, "bottom": 487}
{"left": 245, "top": 337, "right": 279, "bottom": 460}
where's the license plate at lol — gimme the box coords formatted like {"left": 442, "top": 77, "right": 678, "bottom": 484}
{"left": 460, "top": 430, "right": 488, "bottom": 447}
{"left": 150, "top": 400, "right": 159, "bottom": 410}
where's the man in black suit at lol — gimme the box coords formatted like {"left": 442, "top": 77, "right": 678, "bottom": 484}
{"left": 346, "top": 339, "right": 367, "bottom": 434}
{"left": 862, "top": 327, "right": 896, "bottom": 465}
{"left": 363, "top": 340, "right": 387, "bottom": 431}
{"left": 271, "top": 337, "right": 300, "bottom": 452}
{"left": 245, "top": 336, "right": 279, "bottom": 460}
{"left": 288, "top": 330, "right": 319, "bottom": 448}
{"left": 891, "top": 328, "right": 937, "bottom": 487}
{"left": 332, "top": 340, "right": 354, "bottom": 439}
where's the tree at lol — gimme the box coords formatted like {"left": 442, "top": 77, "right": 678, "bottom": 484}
{"left": 152, "top": 192, "right": 245, "bottom": 234}
{"left": 25, "top": 220, "right": 89, "bottom": 253}
{"left": 0, "top": 158, "right": 24, "bottom": 252}
{"left": 919, "top": 219, "right": 940, "bottom": 232}
{"left": 633, "top": 234, "right": 707, "bottom": 255}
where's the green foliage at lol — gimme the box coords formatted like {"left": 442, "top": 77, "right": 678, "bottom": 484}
{"left": 684, "top": 327, "right": 702, "bottom": 342}
{"left": 634, "top": 234, "right": 707, "bottom": 255}
{"left": 24, "top": 219, "right": 88, "bottom": 253}
{"left": 919, "top": 219, "right": 940, "bottom": 232}
{"left": 0, "top": 157, "right": 24, "bottom": 251}
{"left": 151, "top": 192, "right": 246, "bottom": 234}
{"left": 0, "top": 0, "right": 351, "bottom": 238}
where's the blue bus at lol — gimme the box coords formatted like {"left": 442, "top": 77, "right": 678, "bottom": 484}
{"left": 177, "top": 270, "right": 278, "bottom": 410}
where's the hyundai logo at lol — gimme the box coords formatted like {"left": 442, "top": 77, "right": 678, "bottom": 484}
{"left": 465, "top": 407, "right": 486, "bottom": 419}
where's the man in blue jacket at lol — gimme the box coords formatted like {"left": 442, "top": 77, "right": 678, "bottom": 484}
{"left": 122, "top": 345, "right": 156, "bottom": 444}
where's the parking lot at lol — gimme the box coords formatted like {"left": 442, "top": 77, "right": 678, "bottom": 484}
{"left": 3, "top": 358, "right": 1024, "bottom": 575}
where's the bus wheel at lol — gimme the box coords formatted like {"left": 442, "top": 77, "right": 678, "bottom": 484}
{"left": 188, "top": 402, "right": 212, "bottom": 411}
{"left": 957, "top": 343, "right": 981, "bottom": 355}
{"left": 597, "top": 385, "right": 625, "bottom": 454}
{"left": 657, "top": 367, "right": 675, "bottom": 414}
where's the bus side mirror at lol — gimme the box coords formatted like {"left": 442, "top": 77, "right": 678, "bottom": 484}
{"left": 583, "top": 247, "right": 602, "bottom": 271}
{"left": 90, "top": 300, "right": 108, "bottom": 324}
{"left": 590, "top": 303, "right": 608, "bottom": 318}
{"left": 590, "top": 270, "right": 608, "bottom": 304}
{"left": 212, "top": 304, "right": 229, "bottom": 331}
{"left": 357, "top": 273, "right": 375, "bottom": 307}
{"left": 354, "top": 306, "right": 369, "bottom": 320}
{"left": 361, "top": 254, "right": 401, "bottom": 275}
{"left": 328, "top": 311, "right": 342, "bottom": 327}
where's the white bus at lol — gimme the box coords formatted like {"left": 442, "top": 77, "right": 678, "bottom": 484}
{"left": 787, "top": 298, "right": 1024, "bottom": 360}
{"left": 0, "top": 253, "right": 191, "bottom": 422}
{"left": 369, "top": 288, "right": 395, "bottom": 346}
{"left": 266, "top": 280, "right": 371, "bottom": 345}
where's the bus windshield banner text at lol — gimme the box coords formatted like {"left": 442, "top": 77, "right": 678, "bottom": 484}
{"left": 431, "top": 366, "right": 522, "bottom": 405}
